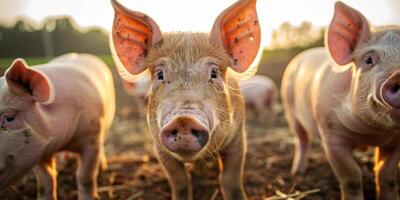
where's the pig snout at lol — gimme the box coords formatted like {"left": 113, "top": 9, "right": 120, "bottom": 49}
{"left": 381, "top": 71, "right": 400, "bottom": 109}
{"left": 160, "top": 116, "right": 209, "bottom": 155}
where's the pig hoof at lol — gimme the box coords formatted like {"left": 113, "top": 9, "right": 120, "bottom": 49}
{"left": 175, "top": 188, "right": 191, "bottom": 200}
{"left": 290, "top": 166, "right": 306, "bottom": 176}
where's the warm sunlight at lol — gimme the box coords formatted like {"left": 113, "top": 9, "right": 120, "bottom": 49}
{"left": 1, "top": 0, "right": 399, "bottom": 48}
{"left": 1, "top": 1, "right": 400, "bottom": 199}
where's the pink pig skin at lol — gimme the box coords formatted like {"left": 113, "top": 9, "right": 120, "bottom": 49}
{"left": 282, "top": 2, "right": 400, "bottom": 200}
{"left": 239, "top": 75, "right": 278, "bottom": 122}
{"left": 121, "top": 75, "right": 150, "bottom": 115}
{"left": 0, "top": 53, "right": 115, "bottom": 200}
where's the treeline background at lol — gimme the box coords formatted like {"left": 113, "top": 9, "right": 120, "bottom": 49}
{"left": 0, "top": 17, "right": 109, "bottom": 58}
{"left": 0, "top": 16, "right": 325, "bottom": 85}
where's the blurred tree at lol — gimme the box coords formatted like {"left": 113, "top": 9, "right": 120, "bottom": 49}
{"left": 0, "top": 16, "right": 110, "bottom": 58}
{"left": 269, "top": 21, "right": 324, "bottom": 50}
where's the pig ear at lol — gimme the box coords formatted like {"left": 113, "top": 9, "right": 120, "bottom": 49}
{"left": 5, "top": 59, "right": 54, "bottom": 104}
{"left": 210, "top": 0, "right": 261, "bottom": 73}
{"left": 327, "top": 1, "right": 370, "bottom": 65}
{"left": 111, "top": 0, "right": 162, "bottom": 80}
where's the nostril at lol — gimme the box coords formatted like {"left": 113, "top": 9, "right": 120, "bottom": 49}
{"left": 171, "top": 130, "right": 178, "bottom": 137}
{"left": 191, "top": 129, "right": 208, "bottom": 147}
{"left": 166, "top": 129, "right": 178, "bottom": 142}
{"left": 382, "top": 78, "right": 400, "bottom": 108}
{"left": 390, "top": 83, "right": 400, "bottom": 94}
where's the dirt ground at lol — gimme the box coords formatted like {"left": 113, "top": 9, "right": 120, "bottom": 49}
{"left": 0, "top": 66, "right": 398, "bottom": 200}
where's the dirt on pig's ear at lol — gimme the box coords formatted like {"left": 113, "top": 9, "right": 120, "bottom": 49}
{"left": 111, "top": 0, "right": 162, "bottom": 82}
{"left": 5, "top": 59, "right": 55, "bottom": 104}
{"left": 210, "top": 0, "right": 261, "bottom": 75}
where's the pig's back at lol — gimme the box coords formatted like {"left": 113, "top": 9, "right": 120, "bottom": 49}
{"left": 37, "top": 53, "right": 115, "bottom": 128}
{"left": 281, "top": 48, "right": 329, "bottom": 133}
{"left": 239, "top": 75, "right": 276, "bottom": 101}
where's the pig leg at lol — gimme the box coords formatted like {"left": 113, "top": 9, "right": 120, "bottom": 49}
{"left": 321, "top": 133, "right": 363, "bottom": 200}
{"left": 255, "top": 100, "right": 268, "bottom": 123}
{"left": 76, "top": 138, "right": 102, "bottom": 200}
{"left": 99, "top": 145, "right": 108, "bottom": 171}
{"left": 219, "top": 129, "right": 247, "bottom": 200}
{"left": 33, "top": 155, "right": 58, "bottom": 200}
{"left": 155, "top": 148, "right": 192, "bottom": 200}
{"left": 258, "top": 94, "right": 274, "bottom": 123}
{"left": 287, "top": 117, "right": 311, "bottom": 175}
{"left": 374, "top": 147, "right": 400, "bottom": 200}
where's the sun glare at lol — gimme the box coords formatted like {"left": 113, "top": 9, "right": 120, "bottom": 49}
{"left": 0, "top": 0, "right": 399, "bottom": 48}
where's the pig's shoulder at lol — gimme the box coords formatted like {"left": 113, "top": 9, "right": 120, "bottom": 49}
{"left": 312, "top": 62, "right": 353, "bottom": 120}
{"left": 315, "top": 62, "right": 352, "bottom": 95}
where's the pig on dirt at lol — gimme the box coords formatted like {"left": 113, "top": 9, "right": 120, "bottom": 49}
{"left": 121, "top": 75, "right": 150, "bottom": 115}
{"left": 239, "top": 75, "right": 278, "bottom": 123}
{"left": 110, "top": 0, "right": 261, "bottom": 199}
{"left": 0, "top": 54, "right": 115, "bottom": 200}
{"left": 282, "top": 2, "right": 400, "bottom": 200}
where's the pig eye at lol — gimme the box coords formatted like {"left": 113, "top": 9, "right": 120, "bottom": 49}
{"left": 3, "top": 114, "right": 15, "bottom": 124}
{"left": 209, "top": 63, "right": 219, "bottom": 80}
{"left": 210, "top": 69, "right": 218, "bottom": 79}
{"left": 362, "top": 51, "right": 379, "bottom": 67}
{"left": 364, "top": 56, "right": 373, "bottom": 65}
{"left": 155, "top": 69, "right": 164, "bottom": 81}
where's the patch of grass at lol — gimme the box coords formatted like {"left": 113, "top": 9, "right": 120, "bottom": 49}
{"left": 97, "top": 55, "right": 116, "bottom": 67}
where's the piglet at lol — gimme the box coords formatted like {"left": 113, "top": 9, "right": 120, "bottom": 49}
{"left": 121, "top": 75, "right": 150, "bottom": 115}
{"left": 239, "top": 75, "right": 278, "bottom": 122}
{"left": 110, "top": 0, "right": 261, "bottom": 199}
{"left": 281, "top": 2, "right": 400, "bottom": 200}
{"left": 0, "top": 53, "right": 115, "bottom": 200}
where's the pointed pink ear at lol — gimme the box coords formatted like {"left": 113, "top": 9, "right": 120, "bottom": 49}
{"left": 5, "top": 59, "right": 54, "bottom": 104}
{"left": 211, "top": 0, "right": 261, "bottom": 73}
{"left": 111, "top": 0, "right": 162, "bottom": 75}
{"left": 327, "top": 1, "right": 370, "bottom": 65}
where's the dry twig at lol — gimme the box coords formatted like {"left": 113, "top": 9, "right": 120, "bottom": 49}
{"left": 264, "top": 188, "right": 320, "bottom": 200}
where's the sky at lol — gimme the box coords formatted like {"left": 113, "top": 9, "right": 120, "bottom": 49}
{"left": 0, "top": 0, "right": 399, "bottom": 47}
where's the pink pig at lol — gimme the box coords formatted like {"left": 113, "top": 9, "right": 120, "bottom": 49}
{"left": 121, "top": 75, "right": 150, "bottom": 115}
{"left": 110, "top": 0, "right": 261, "bottom": 199}
{"left": 282, "top": 2, "right": 400, "bottom": 200}
{"left": 239, "top": 75, "right": 278, "bottom": 122}
{"left": 0, "top": 53, "right": 115, "bottom": 200}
